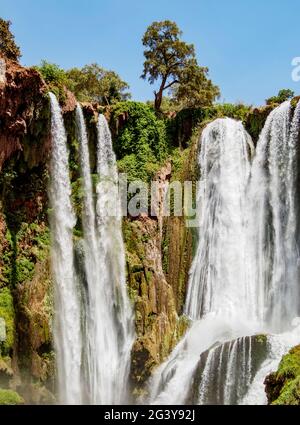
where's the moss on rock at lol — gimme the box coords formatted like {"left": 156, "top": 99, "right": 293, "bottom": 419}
{"left": 0, "top": 287, "right": 15, "bottom": 355}
{"left": 0, "top": 389, "right": 24, "bottom": 405}
{"left": 265, "top": 345, "right": 300, "bottom": 405}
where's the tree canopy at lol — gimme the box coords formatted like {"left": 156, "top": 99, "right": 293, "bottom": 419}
{"left": 141, "top": 20, "right": 219, "bottom": 111}
{"left": 0, "top": 18, "right": 21, "bottom": 61}
{"left": 266, "top": 89, "right": 294, "bottom": 105}
{"left": 36, "top": 61, "right": 130, "bottom": 105}
{"left": 66, "top": 64, "right": 131, "bottom": 104}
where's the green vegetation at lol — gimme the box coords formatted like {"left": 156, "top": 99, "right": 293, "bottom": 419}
{"left": 0, "top": 287, "right": 15, "bottom": 355}
{"left": 141, "top": 20, "right": 219, "bottom": 111}
{"left": 111, "top": 101, "right": 168, "bottom": 181}
{"left": 66, "top": 64, "right": 130, "bottom": 104}
{"left": 265, "top": 345, "right": 300, "bottom": 405}
{"left": 0, "top": 18, "right": 21, "bottom": 61}
{"left": 266, "top": 89, "right": 294, "bottom": 105}
{"left": 0, "top": 389, "right": 24, "bottom": 405}
{"left": 34, "top": 60, "right": 69, "bottom": 101}
{"left": 35, "top": 61, "right": 130, "bottom": 105}
{"left": 2, "top": 223, "right": 50, "bottom": 287}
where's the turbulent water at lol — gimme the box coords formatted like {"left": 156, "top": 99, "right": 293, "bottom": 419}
{"left": 185, "top": 118, "right": 253, "bottom": 321}
{"left": 49, "top": 96, "right": 134, "bottom": 404}
{"left": 248, "top": 101, "right": 300, "bottom": 330}
{"left": 148, "top": 106, "right": 300, "bottom": 405}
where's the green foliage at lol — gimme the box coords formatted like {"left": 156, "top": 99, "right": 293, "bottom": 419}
{"left": 35, "top": 60, "right": 68, "bottom": 101}
{"left": 168, "top": 103, "right": 251, "bottom": 148}
{"left": 35, "top": 61, "right": 131, "bottom": 105}
{"left": 170, "top": 60, "right": 220, "bottom": 109}
{"left": 111, "top": 101, "right": 169, "bottom": 181}
{"left": 0, "top": 18, "right": 21, "bottom": 61}
{"left": 0, "top": 287, "right": 15, "bottom": 355}
{"left": 141, "top": 20, "right": 219, "bottom": 111}
{"left": 245, "top": 105, "right": 274, "bottom": 142}
{"left": 0, "top": 389, "right": 24, "bottom": 405}
{"left": 66, "top": 64, "right": 131, "bottom": 104}
{"left": 266, "top": 89, "right": 294, "bottom": 105}
{"left": 2, "top": 223, "right": 50, "bottom": 287}
{"left": 272, "top": 345, "right": 300, "bottom": 405}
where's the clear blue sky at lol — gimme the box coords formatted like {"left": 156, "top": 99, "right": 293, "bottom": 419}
{"left": 1, "top": 0, "right": 300, "bottom": 105}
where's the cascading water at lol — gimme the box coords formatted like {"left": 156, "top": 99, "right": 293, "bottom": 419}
{"left": 148, "top": 118, "right": 255, "bottom": 404}
{"left": 49, "top": 93, "right": 82, "bottom": 404}
{"left": 148, "top": 106, "right": 300, "bottom": 405}
{"left": 242, "top": 100, "right": 300, "bottom": 403}
{"left": 49, "top": 96, "right": 133, "bottom": 404}
{"left": 93, "top": 115, "right": 135, "bottom": 404}
{"left": 185, "top": 118, "right": 253, "bottom": 322}
{"left": 248, "top": 100, "right": 300, "bottom": 331}
{"left": 75, "top": 107, "right": 134, "bottom": 404}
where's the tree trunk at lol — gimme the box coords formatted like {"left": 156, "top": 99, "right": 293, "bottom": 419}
{"left": 154, "top": 90, "right": 163, "bottom": 112}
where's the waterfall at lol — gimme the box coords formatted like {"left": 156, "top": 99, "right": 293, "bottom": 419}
{"left": 185, "top": 118, "right": 253, "bottom": 322}
{"left": 49, "top": 93, "right": 82, "bottom": 404}
{"left": 248, "top": 100, "right": 300, "bottom": 331}
{"left": 148, "top": 119, "right": 255, "bottom": 404}
{"left": 193, "top": 335, "right": 268, "bottom": 405}
{"left": 94, "top": 115, "right": 135, "bottom": 404}
{"left": 49, "top": 96, "right": 133, "bottom": 404}
{"left": 148, "top": 106, "right": 300, "bottom": 405}
{"left": 75, "top": 107, "right": 134, "bottom": 404}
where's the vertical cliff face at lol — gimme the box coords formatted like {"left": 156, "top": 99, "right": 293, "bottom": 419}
{"left": 125, "top": 143, "right": 198, "bottom": 394}
{"left": 125, "top": 214, "right": 189, "bottom": 390}
{"left": 0, "top": 57, "right": 54, "bottom": 403}
{"left": 0, "top": 56, "right": 50, "bottom": 169}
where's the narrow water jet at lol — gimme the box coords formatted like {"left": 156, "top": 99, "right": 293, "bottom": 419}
{"left": 49, "top": 93, "right": 82, "bottom": 404}
{"left": 94, "top": 114, "right": 135, "bottom": 404}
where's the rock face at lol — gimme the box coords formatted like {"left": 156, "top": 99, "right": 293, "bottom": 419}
{"left": 0, "top": 56, "right": 49, "bottom": 170}
{"left": 0, "top": 58, "right": 6, "bottom": 84}
{"left": 189, "top": 335, "right": 269, "bottom": 405}
{"left": 125, "top": 215, "right": 189, "bottom": 391}
{"left": 0, "top": 56, "right": 54, "bottom": 403}
{"left": 265, "top": 345, "right": 300, "bottom": 405}
{"left": 126, "top": 145, "right": 197, "bottom": 394}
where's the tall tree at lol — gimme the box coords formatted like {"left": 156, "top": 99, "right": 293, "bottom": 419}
{"left": 141, "top": 20, "right": 219, "bottom": 111}
{"left": 141, "top": 20, "right": 194, "bottom": 111}
{"left": 170, "top": 60, "right": 220, "bottom": 108}
{"left": 0, "top": 18, "right": 21, "bottom": 61}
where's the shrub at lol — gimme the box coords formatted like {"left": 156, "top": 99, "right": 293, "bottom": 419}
{"left": 111, "top": 101, "right": 169, "bottom": 182}
{"left": 0, "top": 389, "right": 24, "bottom": 405}
{"left": 34, "top": 61, "right": 68, "bottom": 101}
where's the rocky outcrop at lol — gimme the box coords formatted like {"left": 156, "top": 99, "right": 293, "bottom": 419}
{"left": 190, "top": 335, "right": 269, "bottom": 405}
{"left": 265, "top": 345, "right": 300, "bottom": 405}
{"left": 125, "top": 215, "right": 189, "bottom": 392}
{"left": 126, "top": 142, "right": 198, "bottom": 394}
{"left": 0, "top": 56, "right": 49, "bottom": 170}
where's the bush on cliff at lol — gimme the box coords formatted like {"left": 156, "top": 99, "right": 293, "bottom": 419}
{"left": 111, "top": 101, "right": 169, "bottom": 182}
